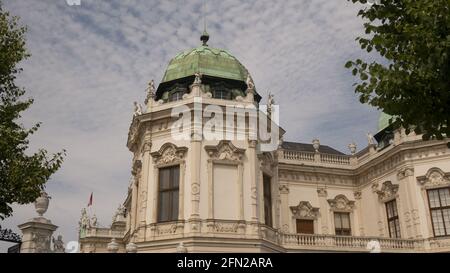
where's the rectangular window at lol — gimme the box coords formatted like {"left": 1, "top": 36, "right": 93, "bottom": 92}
{"left": 385, "top": 200, "right": 401, "bottom": 238}
{"left": 263, "top": 175, "right": 273, "bottom": 227}
{"left": 427, "top": 187, "right": 450, "bottom": 237}
{"left": 157, "top": 165, "right": 180, "bottom": 222}
{"left": 296, "top": 219, "right": 314, "bottom": 234}
{"left": 334, "top": 212, "right": 351, "bottom": 236}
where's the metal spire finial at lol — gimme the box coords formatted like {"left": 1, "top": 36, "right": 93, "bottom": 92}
{"left": 200, "top": 0, "right": 209, "bottom": 46}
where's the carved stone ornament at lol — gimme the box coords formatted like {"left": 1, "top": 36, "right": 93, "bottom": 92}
{"left": 354, "top": 191, "right": 362, "bottom": 200}
{"left": 258, "top": 152, "right": 276, "bottom": 171}
{"left": 376, "top": 181, "right": 399, "bottom": 202}
{"left": 290, "top": 201, "right": 320, "bottom": 219}
{"left": 279, "top": 184, "right": 289, "bottom": 194}
{"left": 151, "top": 143, "right": 188, "bottom": 165}
{"left": 131, "top": 160, "right": 142, "bottom": 176}
{"left": 327, "top": 195, "right": 355, "bottom": 212}
{"left": 417, "top": 167, "right": 450, "bottom": 189}
{"left": 127, "top": 118, "right": 140, "bottom": 149}
{"left": 204, "top": 140, "right": 245, "bottom": 162}
{"left": 317, "top": 187, "right": 328, "bottom": 197}
{"left": 397, "top": 166, "right": 414, "bottom": 180}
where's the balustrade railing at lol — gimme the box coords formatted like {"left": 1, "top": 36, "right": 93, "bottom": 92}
{"left": 281, "top": 233, "right": 419, "bottom": 251}
{"left": 281, "top": 150, "right": 351, "bottom": 166}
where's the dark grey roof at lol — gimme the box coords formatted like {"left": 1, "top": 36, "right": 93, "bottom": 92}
{"left": 281, "top": 141, "right": 345, "bottom": 155}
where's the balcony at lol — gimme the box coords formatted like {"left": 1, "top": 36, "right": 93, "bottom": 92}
{"left": 280, "top": 233, "right": 420, "bottom": 253}
{"left": 280, "top": 149, "right": 354, "bottom": 168}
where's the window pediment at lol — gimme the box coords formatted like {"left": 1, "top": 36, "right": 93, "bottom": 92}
{"left": 417, "top": 167, "right": 450, "bottom": 189}
{"left": 205, "top": 140, "right": 245, "bottom": 162}
{"left": 290, "top": 201, "right": 320, "bottom": 219}
{"left": 327, "top": 195, "right": 355, "bottom": 212}
{"left": 151, "top": 143, "right": 187, "bottom": 165}
{"left": 377, "top": 181, "right": 399, "bottom": 202}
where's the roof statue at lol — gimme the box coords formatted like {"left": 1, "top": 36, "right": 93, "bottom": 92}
{"left": 133, "top": 101, "right": 143, "bottom": 117}
{"left": 367, "top": 132, "right": 375, "bottom": 145}
{"left": 145, "top": 80, "right": 156, "bottom": 104}
{"left": 194, "top": 72, "right": 203, "bottom": 85}
{"left": 52, "top": 235, "right": 65, "bottom": 253}
{"left": 267, "top": 92, "right": 275, "bottom": 117}
{"left": 246, "top": 74, "right": 255, "bottom": 90}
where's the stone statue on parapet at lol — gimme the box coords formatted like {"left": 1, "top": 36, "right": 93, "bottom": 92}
{"left": 52, "top": 235, "right": 65, "bottom": 253}
{"left": 112, "top": 204, "right": 126, "bottom": 223}
{"left": 367, "top": 131, "right": 375, "bottom": 145}
{"left": 90, "top": 214, "right": 98, "bottom": 228}
{"left": 246, "top": 74, "right": 255, "bottom": 90}
{"left": 194, "top": 72, "right": 203, "bottom": 84}
{"left": 145, "top": 80, "right": 156, "bottom": 104}
{"left": 267, "top": 92, "right": 275, "bottom": 117}
{"left": 79, "top": 208, "right": 89, "bottom": 230}
{"left": 133, "top": 101, "right": 143, "bottom": 116}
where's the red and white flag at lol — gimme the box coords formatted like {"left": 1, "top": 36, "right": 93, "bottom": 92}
{"left": 88, "top": 192, "right": 93, "bottom": 207}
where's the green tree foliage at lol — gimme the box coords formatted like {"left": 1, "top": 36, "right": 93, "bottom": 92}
{"left": 346, "top": 0, "right": 450, "bottom": 143}
{"left": 0, "top": 2, "right": 65, "bottom": 220}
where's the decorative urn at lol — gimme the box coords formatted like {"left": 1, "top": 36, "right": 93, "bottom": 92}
{"left": 126, "top": 242, "right": 138, "bottom": 253}
{"left": 107, "top": 238, "right": 120, "bottom": 253}
{"left": 348, "top": 142, "right": 357, "bottom": 155}
{"left": 312, "top": 139, "right": 320, "bottom": 152}
{"left": 35, "top": 191, "right": 50, "bottom": 217}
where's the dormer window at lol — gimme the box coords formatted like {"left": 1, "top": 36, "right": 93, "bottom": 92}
{"left": 169, "top": 91, "right": 184, "bottom": 102}
{"left": 166, "top": 83, "right": 187, "bottom": 102}
{"left": 213, "top": 88, "right": 231, "bottom": 100}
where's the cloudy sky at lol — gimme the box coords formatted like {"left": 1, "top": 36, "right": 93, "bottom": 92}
{"left": 0, "top": 0, "right": 380, "bottom": 251}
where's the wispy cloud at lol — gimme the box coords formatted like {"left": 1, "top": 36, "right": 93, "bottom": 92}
{"left": 0, "top": 0, "right": 380, "bottom": 250}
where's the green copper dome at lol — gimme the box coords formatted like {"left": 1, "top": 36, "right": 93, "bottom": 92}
{"left": 161, "top": 46, "right": 249, "bottom": 83}
{"left": 378, "top": 112, "right": 393, "bottom": 132}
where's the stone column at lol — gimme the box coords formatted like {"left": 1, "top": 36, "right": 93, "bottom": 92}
{"left": 317, "top": 187, "right": 329, "bottom": 234}
{"left": 18, "top": 192, "right": 58, "bottom": 253}
{"left": 353, "top": 190, "right": 364, "bottom": 236}
{"left": 371, "top": 182, "right": 386, "bottom": 237}
{"left": 130, "top": 175, "right": 138, "bottom": 233}
{"left": 248, "top": 140, "right": 258, "bottom": 223}
{"left": 189, "top": 93, "right": 202, "bottom": 232}
{"left": 401, "top": 167, "right": 422, "bottom": 238}
{"left": 279, "top": 184, "right": 290, "bottom": 233}
{"left": 139, "top": 141, "right": 152, "bottom": 230}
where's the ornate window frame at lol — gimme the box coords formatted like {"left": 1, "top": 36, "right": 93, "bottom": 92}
{"left": 417, "top": 167, "right": 450, "bottom": 190}
{"left": 290, "top": 201, "right": 320, "bottom": 234}
{"left": 204, "top": 141, "right": 246, "bottom": 221}
{"left": 327, "top": 195, "right": 355, "bottom": 236}
{"left": 417, "top": 167, "right": 450, "bottom": 238}
{"left": 375, "top": 181, "right": 404, "bottom": 239}
{"left": 327, "top": 195, "right": 355, "bottom": 212}
{"left": 376, "top": 181, "right": 400, "bottom": 203}
{"left": 150, "top": 143, "right": 188, "bottom": 228}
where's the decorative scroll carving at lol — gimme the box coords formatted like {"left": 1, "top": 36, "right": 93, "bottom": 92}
{"left": 279, "top": 184, "right": 289, "bottom": 194}
{"left": 151, "top": 143, "right": 187, "bottom": 165}
{"left": 204, "top": 140, "right": 245, "bottom": 162}
{"left": 131, "top": 160, "right": 142, "bottom": 176}
{"left": 376, "top": 181, "right": 399, "bottom": 202}
{"left": 327, "top": 195, "right": 355, "bottom": 212}
{"left": 353, "top": 191, "right": 362, "bottom": 200}
{"left": 290, "top": 201, "right": 320, "bottom": 219}
{"left": 141, "top": 141, "right": 152, "bottom": 155}
{"left": 417, "top": 167, "right": 450, "bottom": 189}
{"left": 213, "top": 222, "right": 239, "bottom": 233}
{"left": 397, "top": 166, "right": 414, "bottom": 180}
{"left": 317, "top": 187, "right": 328, "bottom": 197}
{"left": 155, "top": 223, "right": 178, "bottom": 236}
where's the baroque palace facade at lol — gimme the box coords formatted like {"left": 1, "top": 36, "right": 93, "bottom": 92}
{"left": 78, "top": 33, "right": 450, "bottom": 253}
